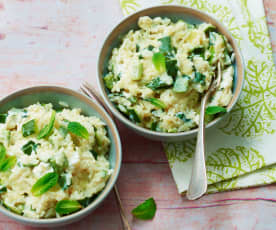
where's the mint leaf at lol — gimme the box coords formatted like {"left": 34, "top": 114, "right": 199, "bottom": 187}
{"left": 37, "top": 111, "right": 56, "bottom": 139}
{"left": 67, "top": 122, "right": 89, "bottom": 139}
{"left": 145, "top": 98, "right": 166, "bottom": 109}
{"left": 152, "top": 52, "right": 166, "bottom": 73}
{"left": 55, "top": 200, "right": 82, "bottom": 215}
{"left": 0, "top": 156, "right": 17, "bottom": 172}
{"left": 131, "top": 197, "right": 156, "bottom": 220}
{"left": 22, "top": 119, "right": 36, "bottom": 137}
{"left": 206, "top": 106, "right": 227, "bottom": 115}
{"left": 31, "top": 172, "right": 58, "bottom": 196}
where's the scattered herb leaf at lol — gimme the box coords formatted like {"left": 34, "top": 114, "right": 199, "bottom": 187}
{"left": 55, "top": 200, "right": 82, "bottom": 215}
{"left": 146, "top": 76, "right": 173, "bottom": 90}
{"left": 158, "top": 36, "right": 172, "bottom": 54}
{"left": 131, "top": 197, "right": 156, "bottom": 220}
{"left": 0, "top": 185, "right": 7, "bottom": 194}
{"left": 205, "top": 106, "right": 227, "bottom": 115}
{"left": 145, "top": 98, "right": 166, "bottom": 109}
{"left": 0, "top": 156, "right": 17, "bottom": 172}
{"left": 67, "top": 122, "right": 89, "bottom": 139}
{"left": 31, "top": 172, "right": 58, "bottom": 196}
{"left": 37, "top": 111, "right": 56, "bottom": 139}
{"left": 194, "top": 72, "right": 206, "bottom": 85}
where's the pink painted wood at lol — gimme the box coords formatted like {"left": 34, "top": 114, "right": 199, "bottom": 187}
{"left": 0, "top": 0, "right": 275, "bottom": 229}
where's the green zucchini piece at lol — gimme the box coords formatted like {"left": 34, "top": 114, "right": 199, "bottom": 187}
{"left": 173, "top": 75, "right": 190, "bottom": 93}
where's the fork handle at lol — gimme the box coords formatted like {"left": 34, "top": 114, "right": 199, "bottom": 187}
{"left": 186, "top": 91, "right": 211, "bottom": 200}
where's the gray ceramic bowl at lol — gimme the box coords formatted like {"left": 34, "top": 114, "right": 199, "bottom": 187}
{"left": 97, "top": 5, "right": 244, "bottom": 142}
{"left": 0, "top": 86, "right": 122, "bottom": 227}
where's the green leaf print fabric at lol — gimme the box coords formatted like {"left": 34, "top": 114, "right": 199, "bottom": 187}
{"left": 119, "top": 0, "right": 276, "bottom": 193}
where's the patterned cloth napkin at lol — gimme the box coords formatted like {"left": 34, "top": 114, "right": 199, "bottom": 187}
{"left": 119, "top": 0, "right": 276, "bottom": 194}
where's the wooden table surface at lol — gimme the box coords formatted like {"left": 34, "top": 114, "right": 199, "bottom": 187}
{"left": 0, "top": 0, "right": 275, "bottom": 229}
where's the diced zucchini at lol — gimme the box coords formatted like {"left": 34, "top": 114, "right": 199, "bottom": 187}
{"left": 152, "top": 52, "right": 166, "bottom": 73}
{"left": 158, "top": 36, "right": 173, "bottom": 54}
{"left": 104, "top": 73, "right": 115, "bottom": 90}
{"left": 132, "top": 62, "right": 143, "bottom": 80}
{"left": 128, "top": 109, "right": 141, "bottom": 123}
{"left": 173, "top": 75, "right": 190, "bottom": 93}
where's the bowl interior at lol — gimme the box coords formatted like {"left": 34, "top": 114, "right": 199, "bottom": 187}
{"left": 0, "top": 86, "right": 121, "bottom": 226}
{"left": 98, "top": 5, "right": 244, "bottom": 141}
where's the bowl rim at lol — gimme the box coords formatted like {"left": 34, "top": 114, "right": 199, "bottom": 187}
{"left": 0, "top": 85, "right": 122, "bottom": 226}
{"left": 97, "top": 4, "right": 245, "bottom": 139}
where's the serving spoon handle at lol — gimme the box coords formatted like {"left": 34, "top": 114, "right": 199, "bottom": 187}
{"left": 186, "top": 62, "right": 222, "bottom": 200}
{"left": 79, "top": 82, "right": 132, "bottom": 230}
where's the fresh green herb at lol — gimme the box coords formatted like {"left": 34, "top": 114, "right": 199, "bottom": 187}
{"left": 0, "top": 114, "right": 7, "bottom": 123}
{"left": 152, "top": 52, "right": 166, "bottom": 73}
{"left": 31, "top": 172, "right": 58, "bottom": 196}
{"left": 187, "top": 23, "right": 196, "bottom": 29}
{"left": 176, "top": 112, "right": 191, "bottom": 122}
{"left": 55, "top": 200, "right": 82, "bottom": 215}
{"left": 147, "top": 45, "right": 154, "bottom": 51}
{"left": 22, "top": 119, "right": 36, "bottom": 137}
{"left": 67, "top": 122, "right": 89, "bottom": 139}
{"left": 205, "top": 106, "right": 227, "bottom": 115}
{"left": 131, "top": 197, "right": 156, "bottom": 220}
{"left": 58, "top": 173, "right": 71, "bottom": 191}
{"left": 0, "top": 156, "right": 17, "bottom": 172}
{"left": 37, "top": 111, "right": 56, "bottom": 139}
{"left": 138, "top": 54, "right": 143, "bottom": 59}
{"left": 173, "top": 75, "right": 190, "bottom": 93}
{"left": 146, "top": 76, "right": 173, "bottom": 90}
{"left": 0, "top": 143, "right": 6, "bottom": 162}
{"left": 21, "top": 141, "right": 39, "bottom": 155}
{"left": 209, "top": 32, "right": 216, "bottom": 46}
{"left": 49, "top": 157, "right": 68, "bottom": 175}
{"left": 128, "top": 109, "right": 141, "bottom": 123}
{"left": 90, "top": 150, "right": 98, "bottom": 160}
{"left": 136, "top": 44, "right": 140, "bottom": 52}
{"left": 0, "top": 185, "right": 7, "bottom": 194}
{"left": 194, "top": 72, "right": 206, "bottom": 85}
{"left": 59, "top": 126, "right": 68, "bottom": 138}
{"left": 159, "top": 36, "right": 173, "bottom": 54}
{"left": 145, "top": 98, "right": 166, "bottom": 109}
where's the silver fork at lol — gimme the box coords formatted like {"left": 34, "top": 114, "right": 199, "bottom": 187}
{"left": 79, "top": 82, "right": 132, "bottom": 230}
{"left": 186, "top": 62, "right": 222, "bottom": 200}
